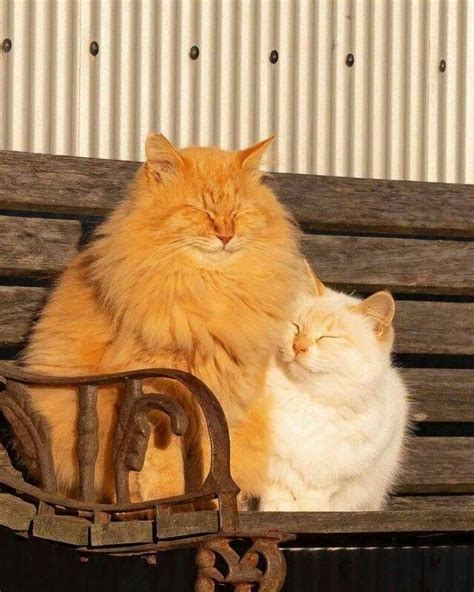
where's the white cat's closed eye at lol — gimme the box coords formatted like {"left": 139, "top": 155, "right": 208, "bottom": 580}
{"left": 315, "top": 335, "right": 341, "bottom": 342}
{"left": 292, "top": 322, "right": 300, "bottom": 334}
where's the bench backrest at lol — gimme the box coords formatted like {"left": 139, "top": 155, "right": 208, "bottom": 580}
{"left": 0, "top": 150, "right": 473, "bottom": 498}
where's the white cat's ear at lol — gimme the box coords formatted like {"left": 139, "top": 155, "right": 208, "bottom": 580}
{"left": 354, "top": 291, "right": 395, "bottom": 337}
{"left": 145, "top": 133, "right": 184, "bottom": 182}
{"left": 237, "top": 135, "right": 275, "bottom": 170}
{"left": 304, "top": 260, "right": 326, "bottom": 296}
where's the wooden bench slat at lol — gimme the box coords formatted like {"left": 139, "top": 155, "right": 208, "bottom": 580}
{"left": 0, "top": 287, "right": 47, "bottom": 347}
{"left": 1, "top": 214, "right": 473, "bottom": 296}
{"left": 401, "top": 437, "right": 474, "bottom": 494}
{"left": 0, "top": 151, "right": 135, "bottom": 216}
{"left": 272, "top": 173, "right": 474, "bottom": 238}
{"left": 1, "top": 287, "right": 472, "bottom": 355}
{"left": 1, "top": 151, "right": 473, "bottom": 238}
{"left": 388, "top": 496, "right": 474, "bottom": 511}
{"left": 402, "top": 369, "right": 474, "bottom": 423}
{"left": 395, "top": 301, "right": 474, "bottom": 355}
{"left": 239, "top": 510, "right": 474, "bottom": 534}
{"left": 0, "top": 216, "right": 81, "bottom": 278}
{"left": 304, "top": 235, "right": 474, "bottom": 295}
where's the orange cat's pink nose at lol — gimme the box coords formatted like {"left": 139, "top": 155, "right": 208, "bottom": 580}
{"left": 293, "top": 337, "right": 310, "bottom": 355}
{"left": 217, "top": 234, "right": 233, "bottom": 246}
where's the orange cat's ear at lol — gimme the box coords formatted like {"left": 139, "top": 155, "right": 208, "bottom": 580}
{"left": 145, "top": 133, "right": 184, "bottom": 182}
{"left": 237, "top": 135, "right": 275, "bottom": 171}
{"left": 353, "top": 291, "right": 395, "bottom": 337}
{"left": 304, "top": 260, "right": 326, "bottom": 296}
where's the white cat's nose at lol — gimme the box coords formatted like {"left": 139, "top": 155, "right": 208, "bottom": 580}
{"left": 293, "top": 337, "right": 310, "bottom": 355}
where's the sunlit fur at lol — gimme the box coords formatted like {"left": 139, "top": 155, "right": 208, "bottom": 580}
{"left": 233, "top": 285, "right": 409, "bottom": 511}
{"left": 21, "top": 136, "right": 305, "bottom": 502}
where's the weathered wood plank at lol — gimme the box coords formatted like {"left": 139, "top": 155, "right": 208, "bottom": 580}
{"left": 1, "top": 286, "right": 472, "bottom": 355}
{"left": 156, "top": 510, "right": 219, "bottom": 539}
{"left": 33, "top": 515, "right": 90, "bottom": 545}
{"left": 0, "top": 493, "right": 36, "bottom": 531}
{"left": 388, "top": 496, "right": 474, "bottom": 511}
{"left": 0, "top": 287, "right": 47, "bottom": 346}
{"left": 0, "top": 150, "right": 135, "bottom": 216}
{"left": 395, "top": 301, "right": 474, "bottom": 355}
{"left": 0, "top": 216, "right": 473, "bottom": 296}
{"left": 400, "top": 437, "right": 474, "bottom": 494}
{"left": 401, "top": 369, "right": 474, "bottom": 422}
{"left": 271, "top": 173, "right": 474, "bottom": 238}
{"left": 303, "top": 235, "right": 474, "bottom": 295}
{"left": 0, "top": 216, "right": 81, "bottom": 279}
{"left": 90, "top": 520, "right": 153, "bottom": 547}
{"left": 238, "top": 510, "right": 474, "bottom": 534}
{"left": 1, "top": 150, "right": 473, "bottom": 238}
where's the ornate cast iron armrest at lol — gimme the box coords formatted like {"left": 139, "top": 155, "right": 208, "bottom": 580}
{"left": 0, "top": 363, "right": 240, "bottom": 531}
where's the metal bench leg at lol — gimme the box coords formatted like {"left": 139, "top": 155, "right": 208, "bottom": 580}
{"left": 195, "top": 536, "right": 287, "bottom": 591}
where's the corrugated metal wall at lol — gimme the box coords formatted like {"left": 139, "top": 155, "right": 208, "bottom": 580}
{"left": 0, "top": 0, "right": 473, "bottom": 183}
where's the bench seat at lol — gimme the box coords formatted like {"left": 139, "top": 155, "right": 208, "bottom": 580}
{"left": 0, "top": 149, "right": 472, "bottom": 591}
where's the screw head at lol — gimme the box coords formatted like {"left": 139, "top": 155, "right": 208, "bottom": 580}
{"left": 89, "top": 41, "right": 99, "bottom": 57}
{"left": 269, "top": 50, "right": 279, "bottom": 64}
{"left": 189, "top": 45, "right": 199, "bottom": 60}
{"left": 1, "top": 38, "right": 12, "bottom": 53}
{"left": 345, "top": 53, "right": 354, "bottom": 67}
{"left": 439, "top": 59, "right": 446, "bottom": 72}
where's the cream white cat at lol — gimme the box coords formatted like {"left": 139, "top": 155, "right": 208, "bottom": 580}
{"left": 233, "top": 267, "right": 409, "bottom": 511}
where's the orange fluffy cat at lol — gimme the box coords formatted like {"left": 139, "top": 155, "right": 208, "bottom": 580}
{"left": 21, "top": 134, "right": 304, "bottom": 503}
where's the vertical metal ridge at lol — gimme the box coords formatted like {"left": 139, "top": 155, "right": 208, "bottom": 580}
{"left": 460, "top": 0, "right": 474, "bottom": 184}
{"left": 70, "top": 0, "right": 79, "bottom": 156}
{"left": 405, "top": 0, "right": 425, "bottom": 181}
{"left": 312, "top": 0, "right": 332, "bottom": 175}
{"left": 157, "top": 0, "right": 177, "bottom": 141}
{"left": 175, "top": 0, "right": 197, "bottom": 147}
{"left": 368, "top": 0, "right": 389, "bottom": 179}
{"left": 331, "top": 0, "right": 351, "bottom": 177}
{"left": 196, "top": 0, "right": 217, "bottom": 147}
{"left": 51, "top": 0, "right": 75, "bottom": 155}
{"left": 30, "top": 0, "right": 52, "bottom": 154}
{"left": 136, "top": 0, "right": 157, "bottom": 160}
{"left": 0, "top": 0, "right": 8, "bottom": 149}
{"left": 441, "top": 0, "right": 461, "bottom": 182}
{"left": 275, "top": 0, "right": 294, "bottom": 172}
{"left": 423, "top": 0, "right": 442, "bottom": 182}
{"left": 386, "top": 0, "right": 407, "bottom": 180}
{"left": 95, "top": 0, "right": 116, "bottom": 159}
{"left": 7, "top": 0, "right": 30, "bottom": 151}
{"left": 116, "top": 0, "right": 137, "bottom": 160}
{"left": 216, "top": 0, "right": 237, "bottom": 149}
{"left": 77, "top": 0, "right": 94, "bottom": 157}
{"left": 350, "top": 0, "right": 369, "bottom": 178}
{"left": 294, "top": 0, "right": 314, "bottom": 174}
{"left": 254, "top": 0, "right": 275, "bottom": 156}
{"left": 235, "top": 0, "right": 256, "bottom": 149}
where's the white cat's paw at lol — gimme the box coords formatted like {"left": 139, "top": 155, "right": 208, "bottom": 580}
{"left": 259, "top": 498, "right": 298, "bottom": 512}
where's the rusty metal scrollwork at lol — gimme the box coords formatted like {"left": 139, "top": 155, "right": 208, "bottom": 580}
{"left": 0, "top": 379, "right": 57, "bottom": 493}
{"left": 0, "top": 364, "right": 239, "bottom": 523}
{"left": 0, "top": 363, "right": 289, "bottom": 590}
{"left": 195, "top": 537, "right": 287, "bottom": 592}
{"left": 114, "top": 392, "right": 189, "bottom": 503}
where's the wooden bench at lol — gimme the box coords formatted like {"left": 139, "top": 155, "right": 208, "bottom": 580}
{"left": 0, "top": 150, "right": 473, "bottom": 591}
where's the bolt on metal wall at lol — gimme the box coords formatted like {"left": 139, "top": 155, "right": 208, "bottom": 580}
{"left": 0, "top": 0, "right": 473, "bottom": 183}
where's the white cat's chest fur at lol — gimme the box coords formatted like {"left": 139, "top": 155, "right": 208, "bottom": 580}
{"left": 261, "top": 362, "right": 408, "bottom": 511}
